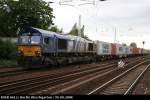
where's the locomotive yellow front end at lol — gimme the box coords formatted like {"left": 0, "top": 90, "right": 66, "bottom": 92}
{"left": 18, "top": 45, "right": 41, "bottom": 57}
{"left": 17, "top": 27, "right": 42, "bottom": 66}
{"left": 17, "top": 45, "right": 43, "bottom": 67}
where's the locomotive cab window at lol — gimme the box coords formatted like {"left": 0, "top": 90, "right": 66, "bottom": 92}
{"left": 19, "top": 36, "right": 29, "bottom": 44}
{"left": 18, "top": 28, "right": 41, "bottom": 44}
{"left": 43, "top": 37, "right": 54, "bottom": 49}
{"left": 88, "top": 43, "right": 94, "bottom": 51}
{"left": 58, "top": 38, "right": 67, "bottom": 50}
{"left": 31, "top": 36, "right": 41, "bottom": 44}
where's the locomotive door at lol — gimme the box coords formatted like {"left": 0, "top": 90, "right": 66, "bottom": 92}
{"left": 43, "top": 37, "right": 55, "bottom": 53}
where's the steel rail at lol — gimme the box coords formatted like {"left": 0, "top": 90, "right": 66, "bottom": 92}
{"left": 34, "top": 57, "right": 148, "bottom": 95}
{"left": 124, "top": 63, "right": 150, "bottom": 95}
{"left": 88, "top": 59, "right": 150, "bottom": 95}
{"left": 0, "top": 63, "right": 116, "bottom": 94}
{"left": 0, "top": 61, "right": 116, "bottom": 85}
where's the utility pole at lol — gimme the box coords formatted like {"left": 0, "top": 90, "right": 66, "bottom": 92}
{"left": 78, "top": 15, "right": 81, "bottom": 37}
{"left": 59, "top": 0, "right": 107, "bottom": 37}
{"left": 114, "top": 27, "right": 116, "bottom": 43}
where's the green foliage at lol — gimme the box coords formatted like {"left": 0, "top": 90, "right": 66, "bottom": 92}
{"left": 69, "top": 23, "right": 78, "bottom": 36}
{"left": 122, "top": 43, "right": 127, "bottom": 46}
{"left": 48, "top": 25, "right": 63, "bottom": 33}
{"left": 68, "top": 23, "right": 90, "bottom": 40}
{"left": 0, "top": 59, "right": 17, "bottom": 66}
{"left": 82, "top": 35, "right": 91, "bottom": 41}
{"left": 0, "top": 39, "right": 17, "bottom": 60}
{"left": 0, "top": 0, "right": 54, "bottom": 37}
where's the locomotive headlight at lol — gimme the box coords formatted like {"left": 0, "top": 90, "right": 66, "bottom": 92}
{"left": 18, "top": 47, "right": 23, "bottom": 51}
{"left": 35, "top": 51, "right": 41, "bottom": 56}
{"left": 18, "top": 50, "right": 23, "bottom": 55}
{"left": 18, "top": 47, "right": 23, "bottom": 54}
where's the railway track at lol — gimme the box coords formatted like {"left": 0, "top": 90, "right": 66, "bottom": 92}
{"left": 0, "top": 56, "right": 141, "bottom": 78}
{"left": 0, "top": 56, "right": 139, "bottom": 94}
{"left": 0, "top": 59, "right": 118, "bottom": 84}
{"left": 0, "top": 67, "right": 22, "bottom": 73}
{"left": 0, "top": 70, "right": 29, "bottom": 77}
{"left": 0, "top": 56, "right": 137, "bottom": 83}
{"left": 30, "top": 57, "right": 148, "bottom": 95}
{"left": 124, "top": 63, "right": 150, "bottom": 95}
{"left": 0, "top": 62, "right": 117, "bottom": 95}
{"left": 88, "top": 60, "right": 150, "bottom": 95}
{"left": 0, "top": 59, "right": 119, "bottom": 78}
{"left": 0, "top": 56, "right": 147, "bottom": 95}
{"left": 31, "top": 57, "right": 149, "bottom": 95}
{"left": 0, "top": 56, "right": 143, "bottom": 78}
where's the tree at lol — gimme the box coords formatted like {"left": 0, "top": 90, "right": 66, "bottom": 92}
{"left": 68, "top": 23, "right": 90, "bottom": 40}
{"left": 81, "top": 25, "right": 84, "bottom": 37}
{"left": 122, "top": 43, "right": 127, "bottom": 46}
{"left": 130, "top": 42, "right": 137, "bottom": 48}
{"left": 68, "top": 23, "right": 78, "bottom": 36}
{"left": 0, "top": 0, "right": 54, "bottom": 37}
{"left": 48, "top": 25, "right": 63, "bottom": 33}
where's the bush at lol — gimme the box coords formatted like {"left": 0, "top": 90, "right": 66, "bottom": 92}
{"left": 0, "top": 39, "right": 17, "bottom": 60}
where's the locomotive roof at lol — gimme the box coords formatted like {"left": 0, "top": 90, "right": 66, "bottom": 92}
{"left": 31, "top": 27, "right": 77, "bottom": 40}
{"left": 31, "top": 27, "right": 57, "bottom": 37}
{"left": 26, "top": 27, "right": 94, "bottom": 42}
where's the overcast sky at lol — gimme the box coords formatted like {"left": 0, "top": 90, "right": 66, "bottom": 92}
{"left": 45, "top": 0, "right": 150, "bottom": 49}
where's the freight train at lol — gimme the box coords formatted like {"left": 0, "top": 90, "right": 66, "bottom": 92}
{"left": 17, "top": 27, "right": 148, "bottom": 67}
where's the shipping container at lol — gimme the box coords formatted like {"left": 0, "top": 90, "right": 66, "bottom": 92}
{"left": 96, "top": 41, "right": 111, "bottom": 55}
{"left": 116, "top": 43, "right": 126, "bottom": 57}
{"left": 111, "top": 43, "right": 116, "bottom": 55}
{"left": 132, "top": 48, "right": 141, "bottom": 55}
{"left": 125, "top": 46, "right": 133, "bottom": 55}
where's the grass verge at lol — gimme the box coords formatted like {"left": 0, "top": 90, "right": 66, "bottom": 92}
{"left": 0, "top": 59, "right": 17, "bottom": 67}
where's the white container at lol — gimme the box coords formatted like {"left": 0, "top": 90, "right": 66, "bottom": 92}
{"left": 96, "top": 41, "right": 111, "bottom": 55}
{"left": 116, "top": 44, "right": 126, "bottom": 57}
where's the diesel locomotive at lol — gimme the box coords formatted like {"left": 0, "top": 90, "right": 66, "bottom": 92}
{"left": 17, "top": 27, "right": 148, "bottom": 68}
{"left": 17, "top": 27, "right": 96, "bottom": 67}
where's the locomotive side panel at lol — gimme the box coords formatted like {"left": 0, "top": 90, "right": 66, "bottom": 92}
{"left": 42, "top": 36, "right": 56, "bottom": 54}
